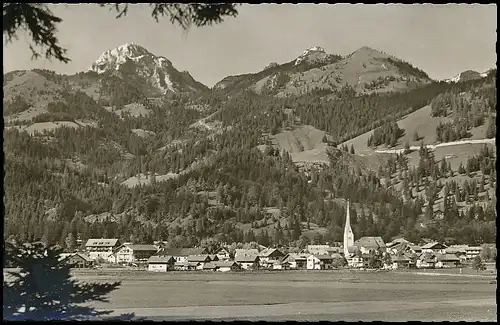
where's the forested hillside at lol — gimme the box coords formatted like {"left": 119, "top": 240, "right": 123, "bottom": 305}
{"left": 3, "top": 50, "right": 496, "bottom": 250}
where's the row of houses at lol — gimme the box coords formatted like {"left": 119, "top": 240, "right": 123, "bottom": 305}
{"left": 58, "top": 237, "right": 493, "bottom": 272}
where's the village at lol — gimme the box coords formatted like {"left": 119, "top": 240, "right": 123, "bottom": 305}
{"left": 58, "top": 236, "right": 496, "bottom": 273}
{"left": 57, "top": 201, "right": 496, "bottom": 273}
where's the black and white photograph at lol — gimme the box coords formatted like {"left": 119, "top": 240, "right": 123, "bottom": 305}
{"left": 3, "top": 3, "right": 497, "bottom": 321}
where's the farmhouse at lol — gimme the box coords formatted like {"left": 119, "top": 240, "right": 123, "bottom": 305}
{"left": 258, "top": 248, "right": 285, "bottom": 267}
{"left": 85, "top": 238, "right": 121, "bottom": 260}
{"left": 282, "top": 253, "right": 308, "bottom": 269}
{"left": 213, "top": 247, "right": 232, "bottom": 261}
{"left": 236, "top": 255, "right": 260, "bottom": 270}
{"left": 421, "top": 242, "right": 447, "bottom": 255}
{"left": 416, "top": 252, "right": 436, "bottom": 268}
{"left": 354, "top": 237, "right": 386, "bottom": 254}
{"left": 307, "top": 254, "right": 334, "bottom": 270}
{"left": 60, "top": 253, "right": 94, "bottom": 268}
{"left": 147, "top": 255, "right": 175, "bottom": 272}
{"left": 114, "top": 244, "right": 159, "bottom": 264}
{"left": 391, "top": 254, "right": 415, "bottom": 269}
{"left": 157, "top": 247, "right": 209, "bottom": 263}
{"left": 187, "top": 255, "right": 212, "bottom": 270}
{"left": 435, "top": 254, "right": 461, "bottom": 268}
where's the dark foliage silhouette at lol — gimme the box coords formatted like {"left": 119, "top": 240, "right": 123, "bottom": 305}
{"left": 3, "top": 242, "right": 135, "bottom": 321}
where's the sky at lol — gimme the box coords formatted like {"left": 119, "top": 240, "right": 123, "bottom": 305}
{"left": 3, "top": 4, "right": 497, "bottom": 87}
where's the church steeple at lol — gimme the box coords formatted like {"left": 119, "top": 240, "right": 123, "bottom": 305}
{"left": 343, "top": 199, "right": 354, "bottom": 258}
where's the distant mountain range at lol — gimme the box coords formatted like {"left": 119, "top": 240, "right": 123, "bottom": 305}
{"left": 3, "top": 43, "right": 495, "bottom": 118}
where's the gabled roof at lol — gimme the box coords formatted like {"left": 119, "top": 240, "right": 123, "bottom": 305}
{"left": 259, "top": 248, "right": 284, "bottom": 257}
{"left": 421, "top": 242, "right": 447, "bottom": 250}
{"left": 148, "top": 255, "right": 175, "bottom": 263}
{"left": 60, "top": 252, "right": 93, "bottom": 263}
{"left": 85, "top": 238, "right": 119, "bottom": 247}
{"left": 235, "top": 249, "right": 259, "bottom": 257}
{"left": 187, "top": 255, "right": 211, "bottom": 262}
{"left": 284, "top": 253, "right": 308, "bottom": 262}
{"left": 214, "top": 247, "right": 231, "bottom": 254}
{"left": 235, "top": 255, "right": 259, "bottom": 262}
{"left": 157, "top": 247, "right": 208, "bottom": 257}
{"left": 354, "top": 237, "right": 386, "bottom": 249}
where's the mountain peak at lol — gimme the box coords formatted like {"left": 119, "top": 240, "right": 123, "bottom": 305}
{"left": 295, "top": 46, "right": 328, "bottom": 66}
{"left": 89, "top": 44, "right": 206, "bottom": 95}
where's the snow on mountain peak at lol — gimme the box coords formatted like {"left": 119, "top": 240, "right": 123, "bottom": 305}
{"left": 294, "top": 46, "right": 327, "bottom": 65}
{"left": 90, "top": 43, "right": 178, "bottom": 94}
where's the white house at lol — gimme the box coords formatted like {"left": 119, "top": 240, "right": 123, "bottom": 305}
{"left": 465, "top": 246, "right": 483, "bottom": 260}
{"left": 114, "top": 244, "right": 159, "bottom": 264}
{"left": 147, "top": 255, "right": 175, "bottom": 272}
{"left": 85, "top": 238, "right": 121, "bottom": 261}
{"left": 306, "top": 254, "right": 334, "bottom": 270}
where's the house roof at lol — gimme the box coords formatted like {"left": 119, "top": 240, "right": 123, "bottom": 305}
{"left": 410, "top": 245, "right": 422, "bottom": 251}
{"left": 235, "top": 249, "right": 259, "bottom": 258}
{"left": 354, "top": 237, "right": 386, "bottom": 249}
{"left": 121, "top": 244, "right": 158, "bottom": 251}
{"left": 284, "top": 253, "right": 308, "bottom": 262}
{"left": 85, "top": 238, "right": 119, "bottom": 247}
{"left": 187, "top": 255, "right": 211, "bottom": 262}
{"left": 209, "top": 255, "right": 219, "bottom": 261}
{"left": 148, "top": 255, "right": 175, "bottom": 263}
{"left": 214, "top": 261, "right": 239, "bottom": 268}
{"left": 465, "top": 246, "right": 483, "bottom": 251}
{"left": 421, "top": 242, "right": 447, "bottom": 249}
{"left": 74, "top": 253, "right": 93, "bottom": 262}
{"left": 61, "top": 252, "right": 93, "bottom": 263}
{"left": 312, "top": 254, "right": 334, "bottom": 260}
{"left": 58, "top": 253, "right": 74, "bottom": 262}
{"left": 157, "top": 247, "right": 208, "bottom": 257}
{"left": 259, "top": 248, "right": 284, "bottom": 257}
{"left": 175, "top": 261, "right": 200, "bottom": 267}
{"left": 436, "top": 253, "right": 460, "bottom": 261}
{"left": 235, "top": 255, "right": 259, "bottom": 262}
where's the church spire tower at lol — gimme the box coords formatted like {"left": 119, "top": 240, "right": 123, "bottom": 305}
{"left": 343, "top": 199, "right": 354, "bottom": 258}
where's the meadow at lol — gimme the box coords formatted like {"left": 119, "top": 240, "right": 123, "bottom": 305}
{"left": 74, "top": 269, "right": 497, "bottom": 321}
